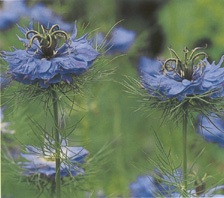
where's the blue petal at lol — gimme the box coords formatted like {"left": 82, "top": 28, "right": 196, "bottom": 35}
{"left": 70, "top": 21, "right": 78, "bottom": 41}
{"left": 198, "top": 114, "right": 224, "bottom": 147}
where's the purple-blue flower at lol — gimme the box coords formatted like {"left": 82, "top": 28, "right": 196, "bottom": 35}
{"left": 130, "top": 175, "right": 157, "bottom": 197}
{"left": 19, "top": 138, "right": 89, "bottom": 178}
{"left": 96, "top": 27, "right": 136, "bottom": 55}
{"left": 0, "top": 73, "right": 10, "bottom": 89}
{"left": 2, "top": 21, "right": 100, "bottom": 88}
{"left": 171, "top": 185, "right": 224, "bottom": 197}
{"left": 1, "top": 105, "right": 15, "bottom": 134}
{"left": 139, "top": 51, "right": 224, "bottom": 101}
{"left": 198, "top": 114, "right": 224, "bottom": 147}
{"left": 0, "top": 0, "right": 27, "bottom": 30}
{"left": 130, "top": 170, "right": 224, "bottom": 197}
{"left": 130, "top": 169, "right": 182, "bottom": 197}
{"left": 27, "top": 3, "right": 72, "bottom": 32}
{"left": 0, "top": 1, "right": 72, "bottom": 32}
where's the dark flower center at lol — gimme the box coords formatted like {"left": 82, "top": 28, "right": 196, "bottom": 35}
{"left": 162, "top": 46, "right": 208, "bottom": 81}
{"left": 25, "top": 24, "right": 68, "bottom": 58}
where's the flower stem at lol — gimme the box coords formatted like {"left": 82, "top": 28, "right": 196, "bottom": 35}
{"left": 183, "top": 110, "right": 188, "bottom": 191}
{"left": 52, "top": 89, "right": 61, "bottom": 198}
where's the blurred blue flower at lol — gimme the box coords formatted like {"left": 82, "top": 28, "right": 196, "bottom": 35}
{"left": 19, "top": 138, "right": 89, "bottom": 178}
{"left": 2, "top": 196, "right": 14, "bottom": 198}
{"left": 198, "top": 114, "right": 224, "bottom": 147}
{"left": 139, "top": 52, "right": 224, "bottom": 101}
{"left": 1, "top": 105, "right": 15, "bottom": 134}
{"left": 2, "top": 21, "right": 100, "bottom": 88}
{"left": 130, "top": 170, "right": 224, "bottom": 197}
{"left": 130, "top": 175, "right": 157, "bottom": 197}
{"left": 0, "top": 73, "right": 10, "bottom": 90}
{"left": 171, "top": 185, "right": 224, "bottom": 197}
{"left": 0, "top": 0, "right": 27, "bottom": 30}
{"left": 27, "top": 3, "right": 72, "bottom": 32}
{"left": 130, "top": 169, "right": 182, "bottom": 197}
{"left": 95, "top": 27, "right": 136, "bottom": 55}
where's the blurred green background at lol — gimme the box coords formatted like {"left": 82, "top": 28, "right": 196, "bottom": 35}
{"left": 1, "top": 0, "right": 224, "bottom": 197}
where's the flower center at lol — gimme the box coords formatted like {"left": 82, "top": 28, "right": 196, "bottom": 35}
{"left": 162, "top": 46, "right": 208, "bottom": 81}
{"left": 25, "top": 24, "right": 68, "bottom": 58}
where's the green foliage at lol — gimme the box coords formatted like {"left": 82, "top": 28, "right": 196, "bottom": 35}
{"left": 1, "top": 0, "right": 224, "bottom": 197}
{"left": 159, "top": 0, "right": 224, "bottom": 60}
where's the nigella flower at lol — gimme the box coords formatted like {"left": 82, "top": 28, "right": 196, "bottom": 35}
{"left": 130, "top": 171, "right": 224, "bottom": 197}
{"left": 139, "top": 47, "right": 224, "bottom": 101}
{"left": 129, "top": 169, "right": 182, "bottom": 197}
{"left": 198, "top": 113, "right": 224, "bottom": 147}
{"left": 19, "top": 138, "right": 89, "bottom": 178}
{"left": 95, "top": 27, "right": 136, "bottom": 55}
{"left": 28, "top": 3, "right": 73, "bottom": 32}
{"left": 1, "top": 21, "right": 100, "bottom": 88}
{"left": 0, "top": 0, "right": 27, "bottom": 30}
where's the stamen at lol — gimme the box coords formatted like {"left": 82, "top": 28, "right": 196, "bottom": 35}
{"left": 189, "top": 44, "right": 207, "bottom": 60}
{"left": 162, "top": 46, "right": 208, "bottom": 80}
{"left": 49, "top": 24, "right": 60, "bottom": 34}
{"left": 47, "top": 34, "right": 52, "bottom": 48}
{"left": 162, "top": 58, "right": 179, "bottom": 71}
{"left": 29, "top": 34, "right": 41, "bottom": 47}
{"left": 41, "top": 25, "right": 46, "bottom": 34}
{"left": 168, "top": 47, "right": 181, "bottom": 62}
{"left": 51, "top": 30, "right": 68, "bottom": 40}
{"left": 25, "top": 23, "right": 69, "bottom": 58}
{"left": 25, "top": 30, "right": 40, "bottom": 39}
{"left": 192, "top": 52, "right": 208, "bottom": 62}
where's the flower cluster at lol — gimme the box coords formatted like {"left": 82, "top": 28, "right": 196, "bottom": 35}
{"left": 139, "top": 48, "right": 224, "bottom": 101}
{"left": 198, "top": 113, "right": 224, "bottom": 147}
{"left": 95, "top": 27, "right": 136, "bottom": 55}
{"left": 19, "top": 138, "right": 89, "bottom": 178}
{"left": 2, "top": 21, "right": 100, "bottom": 88}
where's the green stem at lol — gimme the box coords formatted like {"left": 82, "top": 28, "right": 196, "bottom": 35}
{"left": 183, "top": 110, "right": 188, "bottom": 191}
{"left": 52, "top": 90, "right": 61, "bottom": 198}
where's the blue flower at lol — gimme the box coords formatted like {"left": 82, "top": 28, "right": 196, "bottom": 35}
{"left": 19, "top": 138, "right": 89, "bottom": 178}
{"left": 1, "top": 105, "right": 15, "bottom": 134}
{"left": 198, "top": 114, "right": 224, "bottom": 147}
{"left": 139, "top": 49, "right": 224, "bottom": 101}
{"left": 130, "top": 170, "right": 182, "bottom": 197}
{"left": 27, "top": 3, "right": 73, "bottom": 32}
{"left": 171, "top": 185, "right": 224, "bottom": 197}
{"left": 2, "top": 21, "right": 100, "bottom": 88}
{"left": 130, "top": 171, "right": 224, "bottom": 197}
{"left": 0, "top": 0, "right": 27, "bottom": 30}
{"left": 0, "top": 73, "right": 10, "bottom": 90}
{"left": 130, "top": 175, "right": 157, "bottom": 197}
{"left": 0, "top": 1, "right": 72, "bottom": 32}
{"left": 96, "top": 27, "right": 136, "bottom": 55}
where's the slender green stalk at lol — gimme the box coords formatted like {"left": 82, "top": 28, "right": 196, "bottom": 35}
{"left": 52, "top": 90, "right": 61, "bottom": 198}
{"left": 183, "top": 110, "right": 188, "bottom": 191}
